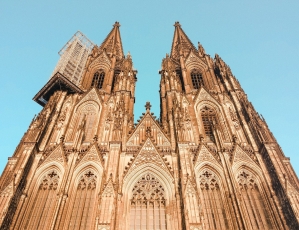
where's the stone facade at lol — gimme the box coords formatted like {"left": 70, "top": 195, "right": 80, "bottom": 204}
{"left": 0, "top": 22, "right": 299, "bottom": 230}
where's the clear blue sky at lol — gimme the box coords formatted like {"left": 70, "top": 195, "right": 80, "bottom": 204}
{"left": 1, "top": 1, "right": 299, "bottom": 175}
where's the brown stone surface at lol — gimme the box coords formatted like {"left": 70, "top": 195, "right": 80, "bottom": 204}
{"left": 0, "top": 22, "right": 299, "bottom": 230}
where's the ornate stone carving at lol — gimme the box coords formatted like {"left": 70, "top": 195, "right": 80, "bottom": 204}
{"left": 124, "top": 138, "right": 173, "bottom": 178}
{"left": 38, "top": 145, "right": 67, "bottom": 166}
{"left": 229, "top": 106, "right": 240, "bottom": 129}
{"left": 131, "top": 173, "right": 165, "bottom": 202}
{"left": 199, "top": 170, "right": 220, "bottom": 190}
{"left": 76, "top": 145, "right": 104, "bottom": 166}
{"left": 77, "top": 170, "right": 97, "bottom": 190}
{"left": 232, "top": 145, "right": 258, "bottom": 165}
{"left": 101, "top": 180, "right": 115, "bottom": 198}
{"left": 1, "top": 23, "right": 298, "bottom": 230}
{"left": 112, "top": 99, "right": 125, "bottom": 141}
{"left": 39, "top": 170, "right": 59, "bottom": 190}
{"left": 194, "top": 145, "right": 221, "bottom": 166}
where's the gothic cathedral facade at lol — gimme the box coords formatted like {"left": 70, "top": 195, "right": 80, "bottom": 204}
{"left": 0, "top": 22, "right": 299, "bottom": 230}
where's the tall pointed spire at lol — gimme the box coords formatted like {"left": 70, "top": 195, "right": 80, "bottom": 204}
{"left": 99, "top": 21, "right": 124, "bottom": 60}
{"left": 170, "top": 22, "right": 197, "bottom": 60}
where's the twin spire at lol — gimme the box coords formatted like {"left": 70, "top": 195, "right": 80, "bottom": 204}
{"left": 170, "top": 21, "right": 198, "bottom": 59}
{"left": 98, "top": 21, "right": 198, "bottom": 61}
{"left": 98, "top": 21, "right": 125, "bottom": 60}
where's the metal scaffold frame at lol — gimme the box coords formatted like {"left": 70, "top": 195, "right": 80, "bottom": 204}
{"left": 50, "top": 31, "right": 95, "bottom": 86}
{"left": 58, "top": 31, "right": 94, "bottom": 56}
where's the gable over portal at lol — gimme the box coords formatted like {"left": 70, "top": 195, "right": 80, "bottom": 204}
{"left": 126, "top": 113, "right": 171, "bottom": 149}
{"left": 124, "top": 138, "right": 173, "bottom": 180}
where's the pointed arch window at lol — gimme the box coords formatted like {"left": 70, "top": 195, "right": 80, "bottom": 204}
{"left": 91, "top": 71, "right": 105, "bottom": 89}
{"left": 237, "top": 170, "right": 274, "bottom": 229}
{"left": 66, "top": 103, "right": 98, "bottom": 143}
{"left": 199, "top": 169, "right": 231, "bottom": 229}
{"left": 200, "top": 106, "right": 216, "bottom": 142}
{"left": 191, "top": 70, "right": 204, "bottom": 89}
{"left": 22, "top": 170, "right": 60, "bottom": 229}
{"left": 130, "top": 174, "right": 167, "bottom": 230}
{"left": 66, "top": 170, "right": 97, "bottom": 230}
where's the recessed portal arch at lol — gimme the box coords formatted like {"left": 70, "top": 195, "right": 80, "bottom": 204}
{"left": 122, "top": 166, "right": 175, "bottom": 230}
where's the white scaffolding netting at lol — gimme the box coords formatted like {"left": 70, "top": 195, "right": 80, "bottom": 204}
{"left": 51, "top": 31, "right": 94, "bottom": 86}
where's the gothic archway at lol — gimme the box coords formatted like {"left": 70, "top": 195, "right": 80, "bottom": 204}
{"left": 200, "top": 106, "right": 217, "bottom": 142}
{"left": 66, "top": 102, "right": 100, "bottom": 142}
{"left": 236, "top": 169, "right": 275, "bottom": 229}
{"left": 190, "top": 69, "right": 204, "bottom": 89}
{"left": 91, "top": 71, "right": 105, "bottom": 89}
{"left": 19, "top": 169, "right": 61, "bottom": 229}
{"left": 129, "top": 173, "right": 167, "bottom": 230}
{"left": 198, "top": 168, "right": 232, "bottom": 229}
{"left": 195, "top": 101, "right": 231, "bottom": 143}
{"left": 63, "top": 169, "right": 98, "bottom": 230}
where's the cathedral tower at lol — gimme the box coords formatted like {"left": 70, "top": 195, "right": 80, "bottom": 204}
{"left": 0, "top": 22, "right": 299, "bottom": 230}
{"left": 159, "top": 22, "right": 299, "bottom": 229}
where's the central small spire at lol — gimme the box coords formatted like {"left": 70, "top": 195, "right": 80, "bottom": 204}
{"left": 145, "top": 101, "right": 151, "bottom": 112}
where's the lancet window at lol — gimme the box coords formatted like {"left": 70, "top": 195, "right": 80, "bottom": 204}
{"left": 130, "top": 174, "right": 167, "bottom": 230}
{"left": 200, "top": 106, "right": 216, "bottom": 142}
{"left": 198, "top": 169, "right": 231, "bottom": 229}
{"left": 91, "top": 71, "right": 105, "bottom": 89}
{"left": 66, "top": 170, "right": 97, "bottom": 230}
{"left": 66, "top": 103, "right": 98, "bottom": 142}
{"left": 23, "top": 170, "right": 60, "bottom": 229}
{"left": 237, "top": 170, "right": 274, "bottom": 229}
{"left": 191, "top": 70, "right": 204, "bottom": 89}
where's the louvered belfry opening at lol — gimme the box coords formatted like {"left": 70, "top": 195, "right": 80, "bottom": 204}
{"left": 91, "top": 71, "right": 105, "bottom": 89}
{"left": 200, "top": 106, "right": 216, "bottom": 142}
{"left": 191, "top": 70, "right": 204, "bottom": 89}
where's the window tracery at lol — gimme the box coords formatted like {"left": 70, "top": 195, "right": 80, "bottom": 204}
{"left": 130, "top": 173, "right": 167, "bottom": 230}
{"left": 191, "top": 70, "right": 204, "bottom": 89}
{"left": 237, "top": 170, "right": 274, "bottom": 229}
{"left": 23, "top": 170, "right": 60, "bottom": 229}
{"left": 66, "top": 170, "right": 97, "bottom": 230}
{"left": 91, "top": 71, "right": 105, "bottom": 89}
{"left": 66, "top": 103, "right": 98, "bottom": 142}
{"left": 200, "top": 106, "right": 216, "bottom": 142}
{"left": 198, "top": 169, "right": 230, "bottom": 229}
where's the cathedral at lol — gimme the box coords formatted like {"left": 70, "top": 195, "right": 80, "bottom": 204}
{"left": 1, "top": 22, "right": 299, "bottom": 230}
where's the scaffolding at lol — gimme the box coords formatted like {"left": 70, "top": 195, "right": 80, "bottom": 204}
{"left": 51, "top": 31, "right": 95, "bottom": 87}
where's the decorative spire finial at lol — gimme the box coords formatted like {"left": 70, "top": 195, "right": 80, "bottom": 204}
{"left": 145, "top": 101, "right": 151, "bottom": 112}
{"left": 198, "top": 42, "right": 205, "bottom": 56}
{"left": 113, "top": 21, "right": 120, "bottom": 27}
{"left": 174, "top": 21, "right": 181, "bottom": 27}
